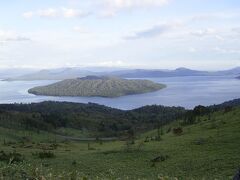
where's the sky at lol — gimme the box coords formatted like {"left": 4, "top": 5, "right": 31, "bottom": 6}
{"left": 0, "top": 0, "right": 240, "bottom": 70}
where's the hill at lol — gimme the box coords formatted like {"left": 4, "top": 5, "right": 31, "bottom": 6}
{"left": 0, "top": 68, "right": 37, "bottom": 79}
{"left": 3, "top": 68, "right": 95, "bottom": 81}
{"left": 116, "top": 67, "right": 209, "bottom": 78}
{"left": 28, "top": 76, "right": 166, "bottom": 97}
{"left": 0, "top": 101, "right": 185, "bottom": 137}
{"left": 215, "top": 67, "right": 240, "bottom": 75}
{"left": 5, "top": 66, "right": 240, "bottom": 81}
{"left": 4, "top": 67, "right": 209, "bottom": 81}
{"left": 0, "top": 100, "right": 239, "bottom": 179}
{"left": 2, "top": 67, "right": 127, "bottom": 81}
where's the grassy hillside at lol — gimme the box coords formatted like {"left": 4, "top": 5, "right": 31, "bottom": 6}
{"left": 0, "top": 103, "right": 239, "bottom": 179}
{"left": 28, "top": 76, "right": 166, "bottom": 97}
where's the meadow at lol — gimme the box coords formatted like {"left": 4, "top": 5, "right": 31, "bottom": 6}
{"left": 0, "top": 104, "right": 239, "bottom": 179}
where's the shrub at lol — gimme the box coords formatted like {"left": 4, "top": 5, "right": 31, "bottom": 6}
{"left": 2, "top": 140, "right": 17, "bottom": 146}
{"left": 0, "top": 150, "right": 24, "bottom": 164}
{"left": 72, "top": 160, "right": 77, "bottom": 166}
{"left": 193, "top": 138, "right": 208, "bottom": 145}
{"left": 208, "top": 122, "right": 217, "bottom": 129}
{"left": 32, "top": 151, "right": 55, "bottom": 159}
{"left": 144, "top": 136, "right": 150, "bottom": 142}
{"left": 224, "top": 106, "right": 233, "bottom": 113}
{"left": 150, "top": 155, "right": 170, "bottom": 167}
{"left": 173, "top": 127, "right": 183, "bottom": 135}
{"left": 166, "top": 127, "right": 172, "bottom": 133}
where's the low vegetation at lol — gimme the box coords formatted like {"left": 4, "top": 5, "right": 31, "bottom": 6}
{"left": 0, "top": 99, "right": 239, "bottom": 179}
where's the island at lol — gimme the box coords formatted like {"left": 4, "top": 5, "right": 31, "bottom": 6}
{"left": 28, "top": 76, "right": 166, "bottom": 98}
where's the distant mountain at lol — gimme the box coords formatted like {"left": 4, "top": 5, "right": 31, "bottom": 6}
{"left": 0, "top": 68, "right": 37, "bottom": 79}
{"left": 116, "top": 67, "right": 209, "bottom": 78}
{"left": 28, "top": 76, "right": 165, "bottom": 97}
{"left": 4, "top": 67, "right": 208, "bottom": 80}
{"left": 214, "top": 67, "right": 240, "bottom": 75}
{"left": 4, "top": 67, "right": 130, "bottom": 81}
{"left": 4, "top": 68, "right": 97, "bottom": 81}
{"left": 4, "top": 66, "right": 240, "bottom": 81}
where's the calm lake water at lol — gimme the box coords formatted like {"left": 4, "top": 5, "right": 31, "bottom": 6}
{"left": 0, "top": 76, "right": 239, "bottom": 110}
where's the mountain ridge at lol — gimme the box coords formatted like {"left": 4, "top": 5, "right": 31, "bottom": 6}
{"left": 3, "top": 66, "right": 240, "bottom": 81}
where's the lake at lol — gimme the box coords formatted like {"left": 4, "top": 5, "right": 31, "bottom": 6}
{"left": 0, "top": 76, "right": 239, "bottom": 110}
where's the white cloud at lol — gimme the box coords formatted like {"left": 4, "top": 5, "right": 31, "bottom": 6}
{"left": 191, "top": 12, "right": 240, "bottom": 22}
{"left": 215, "top": 35, "right": 224, "bottom": 41}
{"left": 190, "top": 28, "right": 226, "bottom": 41}
{"left": 232, "top": 27, "right": 240, "bottom": 34}
{"left": 0, "top": 30, "right": 31, "bottom": 42}
{"left": 38, "top": 8, "right": 59, "bottom": 18}
{"left": 23, "top": 8, "right": 89, "bottom": 19}
{"left": 98, "top": 60, "right": 125, "bottom": 67}
{"left": 104, "top": 0, "right": 169, "bottom": 9}
{"left": 125, "top": 22, "right": 181, "bottom": 40}
{"left": 73, "top": 26, "right": 89, "bottom": 33}
{"left": 62, "top": 8, "right": 89, "bottom": 18}
{"left": 191, "top": 28, "right": 216, "bottom": 37}
{"left": 22, "top": 11, "right": 34, "bottom": 18}
{"left": 101, "top": 0, "right": 169, "bottom": 16}
{"left": 189, "top": 47, "right": 197, "bottom": 53}
{"left": 213, "top": 47, "right": 240, "bottom": 54}
{"left": 99, "top": 9, "right": 116, "bottom": 18}
{"left": 5, "top": 37, "right": 31, "bottom": 42}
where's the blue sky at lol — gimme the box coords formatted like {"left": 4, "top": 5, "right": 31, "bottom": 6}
{"left": 0, "top": 0, "right": 240, "bottom": 70}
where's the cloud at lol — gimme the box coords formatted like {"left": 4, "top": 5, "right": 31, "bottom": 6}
{"left": 191, "top": 28, "right": 216, "bottom": 37}
{"left": 23, "top": 8, "right": 89, "bottom": 19}
{"left": 98, "top": 60, "right": 125, "bottom": 67}
{"left": 190, "top": 28, "right": 225, "bottom": 41}
{"left": 73, "top": 26, "right": 89, "bottom": 33}
{"left": 0, "top": 30, "right": 31, "bottom": 42}
{"left": 232, "top": 27, "right": 240, "bottom": 34}
{"left": 22, "top": 1, "right": 169, "bottom": 19}
{"left": 5, "top": 37, "right": 31, "bottom": 42}
{"left": 189, "top": 47, "right": 197, "bottom": 53}
{"left": 213, "top": 47, "right": 240, "bottom": 54}
{"left": 104, "top": 0, "right": 169, "bottom": 9}
{"left": 101, "top": 0, "right": 170, "bottom": 16}
{"left": 191, "top": 12, "right": 240, "bottom": 22}
{"left": 62, "top": 8, "right": 90, "bottom": 18}
{"left": 22, "top": 11, "right": 34, "bottom": 18}
{"left": 38, "top": 8, "right": 59, "bottom": 18}
{"left": 125, "top": 23, "right": 180, "bottom": 40}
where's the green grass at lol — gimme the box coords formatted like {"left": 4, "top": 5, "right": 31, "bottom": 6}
{"left": 0, "top": 107, "right": 240, "bottom": 179}
{"left": 55, "top": 128, "right": 93, "bottom": 138}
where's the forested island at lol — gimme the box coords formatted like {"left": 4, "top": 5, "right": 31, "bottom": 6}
{"left": 28, "top": 76, "right": 165, "bottom": 97}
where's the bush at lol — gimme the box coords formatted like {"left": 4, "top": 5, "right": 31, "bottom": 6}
{"left": 32, "top": 151, "right": 55, "bottom": 159}
{"left": 208, "top": 122, "right": 217, "bottom": 129}
{"left": 166, "top": 127, "right": 171, "bottom": 133}
{"left": 173, "top": 127, "right": 183, "bottom": 135}
{"left": 150, "top": 155, "right": 170, "bottom": 167}
{"left": 193, "top": 138, "right": 208, "bottom": 145}
{"left": 0, "top": 150, "right": 24, "bottom": 164}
